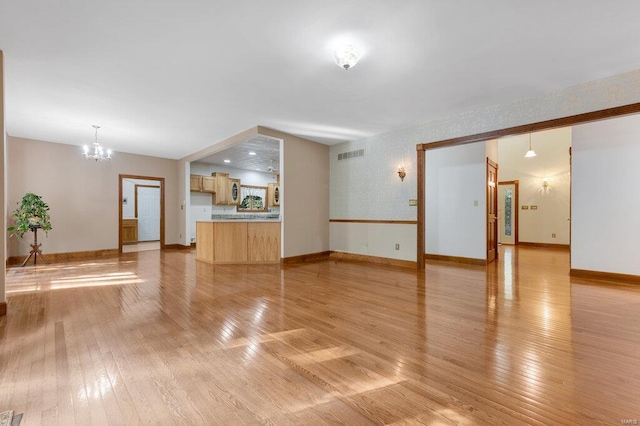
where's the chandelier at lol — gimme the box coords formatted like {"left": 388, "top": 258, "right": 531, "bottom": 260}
{"left": 82, "top": 125, "right": 112, "bottom": 161}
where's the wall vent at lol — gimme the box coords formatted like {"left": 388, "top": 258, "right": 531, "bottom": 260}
{"left": 337, "top": 149, "right": 365, "bottom": 160}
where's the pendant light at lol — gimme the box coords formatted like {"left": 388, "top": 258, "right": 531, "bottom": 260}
{"left": 524, "top": 133, "right": 537, "bottom": 158}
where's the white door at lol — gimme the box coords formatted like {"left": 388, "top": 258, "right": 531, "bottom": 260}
{"left": 137, "top": 186, "right": 160, "bottom": 241}
{"left": 498, "top": 183, "right": 516, "bottom": 245}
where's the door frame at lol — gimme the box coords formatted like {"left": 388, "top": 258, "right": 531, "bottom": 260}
{"left": 119, "top": 174, "right": 165, "bottom": 253}
{"left": 486, "top": 158, "right": 498, "bottom": 263}
{"left": 415, "top": 102, "right": 640, "bottom": 269}
{"left": 498, "top": 180, "right": 519, "bottom": 245}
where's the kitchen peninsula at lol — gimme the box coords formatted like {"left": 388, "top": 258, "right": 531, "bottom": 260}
{"left": 196, "top": 217, "right": 280, "bottom": 264}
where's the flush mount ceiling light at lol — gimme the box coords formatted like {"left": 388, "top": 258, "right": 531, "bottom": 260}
{"left": 224, "top": 159, "right": 231, "bottom": 163}
{"left": 334, "top": 45, "right": 361, "bottom": 70}
{"left": 524, "top": 133, "right": 537, "bottom": 158}
{"left": 248, "top": 151, "right": 256, "bottom": 156}
{"left": 82, "top": 125, "right": 112, "bottom": 161}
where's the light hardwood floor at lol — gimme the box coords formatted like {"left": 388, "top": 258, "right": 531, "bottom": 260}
{"left": 1, "top": 246, "right": 639, "bottom": 425}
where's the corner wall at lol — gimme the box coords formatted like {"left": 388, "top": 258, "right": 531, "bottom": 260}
{"left": 7, "top": 137, "right": 179, "bottom": 256}
{"left": 259, "top": 127, "right": 330, "bottom": 258}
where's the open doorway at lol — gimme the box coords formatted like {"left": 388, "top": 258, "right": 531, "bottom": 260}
{"left": 119, "top": 174, "right": 165, "bottom": 253}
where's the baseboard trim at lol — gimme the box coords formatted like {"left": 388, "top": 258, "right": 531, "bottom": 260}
{"left": 0, "top": 302, "right": 6, "bottom": 317}
{"left": 425, "top": 253, "right": 487, "bottom": 266}
{"left": 163, "top": 244, "right": 192, "bottom": 250}
{"left": 282, "top": 251, "right": 331, "bottom": 264}
{"left": 7, "top": 248, "right": 120, "bottom": 267}
{"left": 517, "top": 242, "right": 570, "bottom": 250}
{"left": 570, "top": 269, "right": 640, "bottom": 284}
{"left": 329, "top": 251, "right": 417, "bottom": 269}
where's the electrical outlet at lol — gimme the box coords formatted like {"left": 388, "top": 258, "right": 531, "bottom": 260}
{"left": 552, "top": 233, "right": 557, "bottom": 238}
{"left": 473, "top": 200, "right": 479, "bottom": 207}
{"left": 395, "top": 244, "right": 400, "bottom": 250}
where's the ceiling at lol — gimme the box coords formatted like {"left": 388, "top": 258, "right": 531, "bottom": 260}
{"left": 196, "top": 135, "right": 280, "bottom": 172}
{"left": 2, "top": 1, "right": 640, "bottom": 160}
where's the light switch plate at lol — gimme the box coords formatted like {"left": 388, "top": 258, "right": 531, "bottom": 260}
{"left": 409, "top": 199, "right": 417, "bottom": 206}
{"left": 522, "top": 205, "right": 529, "bottom": 210}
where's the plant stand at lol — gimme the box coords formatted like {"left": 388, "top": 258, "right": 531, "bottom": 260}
{"left": 21, "top": 226, "right": 48, "bottom": 267}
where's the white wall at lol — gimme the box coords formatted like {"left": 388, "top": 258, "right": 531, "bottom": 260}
{"left": 330, "top": 223, "right": 416, "bottom": 261}
{"left": 572, "top": 115, "right": 640, "bottom": 275}
{"left": 426, "top": 143, "right": 487, "bottom": 260}
{"left": 7, "top": 137, "right": 179, "bottom": 256}
{"left": 122, "top": 178, "right": 160, "bottom": 219}
{"left": 498, "top": 128, "right": 571, "bottom": 244}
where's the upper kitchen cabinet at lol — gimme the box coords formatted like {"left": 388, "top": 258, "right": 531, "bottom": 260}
{"left": 190, "top": 174, "right": 216, "bottom": 193}
{"left": 229, "top": 178, "right": 241, "bottom": 205}
{"left": 190, "top": 175, "right": 202, "bottom": 192}
{"left": 212, "top": 172, "right": 230, "bottom": 205}
{"left": 268, "top": 183, "right": 280, "bottom": 207}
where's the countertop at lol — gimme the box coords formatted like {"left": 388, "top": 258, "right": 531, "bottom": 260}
{"left": 197, "top": 219, "right": 281, "bottom": 223}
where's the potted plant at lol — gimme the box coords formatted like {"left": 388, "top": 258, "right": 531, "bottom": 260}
{"left": 7, "top": 192, "right": 53, "bottom": 239}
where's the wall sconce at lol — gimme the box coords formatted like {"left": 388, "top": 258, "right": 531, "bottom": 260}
{"left": 397, "top": 165, "right": 406, "bottom": 181}
{"left": 542, "top": 178, "right": 549, "bottom": 188}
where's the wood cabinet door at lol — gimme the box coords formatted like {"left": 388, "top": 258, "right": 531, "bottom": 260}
{"left": 196, "top": 222, "right": 214, "bottom": 263}
{"left": 248, "top": 222, "right": 280, "bottom": 262}
{"left": 122, "top": 219, "right": 138, "bottom": 243}
{"left": 214, "top": 222, "right": 247, "bottom": 262}
{"left": 202, "top": 176, "right": 216, "bottom": 193}
{"left": 190, "top": 175, "right": 202, "bottom": 192}
{"left": 229, "top": 179, "right": 240, "bottom": 205}
{"left": 268, "top": 183, "right": 280, "bottom": 207}
{"left": 212, "top": 173, "right": 229, "bottom": 204}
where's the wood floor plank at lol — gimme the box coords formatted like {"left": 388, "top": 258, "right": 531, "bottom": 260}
{"left": 2, "top": 246, "right": 640, "bottom": 424}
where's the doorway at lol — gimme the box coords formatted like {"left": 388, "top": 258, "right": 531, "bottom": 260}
{"left": 498, "top": 181, "right": 519, "bottom": 245}
{"left": 119, "top": 175, "right": 165, "bottom": 253}
{"left": 487, "top": 158, "right": 498, "bottom": 263}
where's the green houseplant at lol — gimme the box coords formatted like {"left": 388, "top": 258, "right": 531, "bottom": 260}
{"left": 7, "top": 192, "right": 53, "bottom": 239}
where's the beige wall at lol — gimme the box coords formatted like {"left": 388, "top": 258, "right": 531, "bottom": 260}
{"left": 7, "top": 137, "right": 179, "bottom": 256}
{"left": 1, "top": 51, "right": 6, "bottom": 304}
{"left": 259, "top": 127, "right": 330, "bottom": 258}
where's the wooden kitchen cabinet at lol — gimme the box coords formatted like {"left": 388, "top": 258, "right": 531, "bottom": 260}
{"left": 196, "top": 222, "right": 214, "bottom": 263}
{"left": 202, "top": 176, "right": 216, "bottom": 192}
{"left": 268, "top": 183, "right": 280, "bottom": 207}
{"left": 248, "top": 222, "right": 280, "bottom": 262}
{"left": 196, "top": 221, "right": 280, "bottom": 264}
{"left": 229, "top": 178, "right": 241, "bottom": 205}
{"left": 190, "top": 175, "right": 202, "bottom": 191}
{"left": 190, "top": 174, "right": 216, "bottom": 193}
{"left": 212, "top": 172, "right": 229, "bottom": 205}
{"left": 214, "top": 222, "right": 248, "bottom": 262}
{"left": 122, "top": 219, "right": 138, "bottom": 244}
